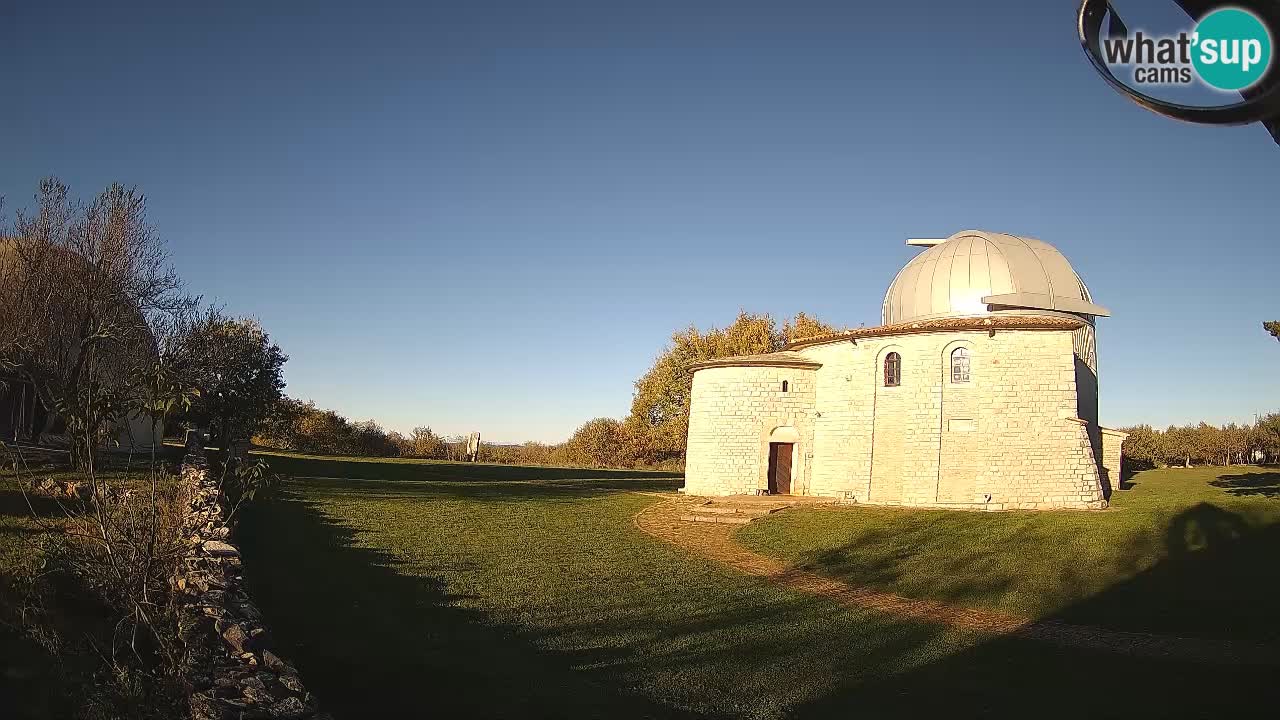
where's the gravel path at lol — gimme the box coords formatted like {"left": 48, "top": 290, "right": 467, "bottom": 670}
{"left": 633, "top": 495, "right": 1277, "bottom": 665}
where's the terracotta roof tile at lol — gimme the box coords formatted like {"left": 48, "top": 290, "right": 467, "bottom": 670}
{"left": 784, "top": 314, "right": 1085, "bottom": 350}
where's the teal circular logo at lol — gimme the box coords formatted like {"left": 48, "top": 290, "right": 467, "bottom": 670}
{"left": 1192, "top": 8, "right": 1273, "bottom": 91}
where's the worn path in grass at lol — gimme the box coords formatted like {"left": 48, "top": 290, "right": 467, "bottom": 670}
{"left": 233, "top": 458, "right": 1280, "bottom": 719}
{"left": 634, "top": 495, "right": 1277, "bottom": 665}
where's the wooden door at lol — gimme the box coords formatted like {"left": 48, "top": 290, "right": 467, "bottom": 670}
{"left": 767, "top": 443, "right": 793, "bottom": 495}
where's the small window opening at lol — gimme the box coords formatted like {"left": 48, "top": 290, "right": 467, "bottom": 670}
{"left": 781, "top": 380, "right": 789, "bottom": 393}
{"left": 884, "top": 352, "right": 901, "bottom": 387}
{"left": 951, "top": 347, "right": 971, "bottom": 383}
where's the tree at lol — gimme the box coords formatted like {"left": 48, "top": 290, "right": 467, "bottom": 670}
{"left": 409, "top": 426, "right": 448, "bottom": 458}
{"left": 565, "top": 417, "right": 627, "bottom": 468}
{"left": 782, "top": 312, "right": 841, "bottom": 343}
{"left": 1265, "top": 321, "right": 1280, "bottom": 343}
{"left": 253, "top": 395, "right": 307, "bottom": 449}
{"left": 1160, "top": 425, "right": 1194, "bottom": 467}
{"left": 125, "top": 305, "right": 213, "bottom": 462}
{"left": 1, "top": 179, "right": 189, "bottom": 466}
{"left": 625, "top": 312, "right": 774, "bottom": 465}
{"left": 624, "top": 311, "right": 839, "bottom": 464}
{"left": 351, "top": 419, "right": 391, "bottom": 456}
{"left": 1191, "top": 422, "right": 1222, "bottom": 466}
{"left": 185, "top": 314, "right": 287, "bottom": 450}
{"left": 1258, "top": 413, "right": 1280, "bottom": 464}
{"left": 293, "top": 404, "right": 351, "bottom": 454}
{"left": 1221, "top": 423, "right": 1245, "bottom": 465}
{"left": 1118, "top": 424, "right": 1160, "bottom": 468}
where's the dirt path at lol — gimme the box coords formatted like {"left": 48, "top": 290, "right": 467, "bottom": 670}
{"left": 633, "top": 495, "right": 1276, "bottom": 665}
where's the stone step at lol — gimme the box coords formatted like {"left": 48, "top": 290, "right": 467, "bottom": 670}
{"left": 678, "top": 513, "right": 753, "bottom": 525}
{"left": 691, "top": 506, "right": 776, "bottom": 517}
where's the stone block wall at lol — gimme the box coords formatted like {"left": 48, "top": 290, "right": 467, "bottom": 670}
{"left": 684, "top": 327, "right": 1106, "bottom": 509}
{"left": 796, "top": 328, "right": 1104, "bottom": 509}
{"left": 684, "top": 365, "right": 816, "bottom": 495}
{"left": 1100, "top": 427, "right": 1128, "bottom": 492}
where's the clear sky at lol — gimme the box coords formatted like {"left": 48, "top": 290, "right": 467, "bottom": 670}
{"left": 3, "top": 1, "right": 1276, "bottom": 443}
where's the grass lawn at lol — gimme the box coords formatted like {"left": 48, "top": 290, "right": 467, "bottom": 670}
{"left": 254, "top": 449, "right": 679, "bottom": 484}
{"left": 234, "top": 455, "right": 1280, "bottom": 719}
{"left": 0, "top": 465, "right": 120, "bottom": 719}
{"left": 1, "top": 452, "right": 180, "bottom": 720}
{"left": 739, "top": 466, "right": 1280, "bottom": 636}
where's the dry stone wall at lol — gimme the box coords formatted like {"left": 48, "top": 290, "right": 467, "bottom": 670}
{"left": 176, "top": 440, "right": 328, "bottom": 720}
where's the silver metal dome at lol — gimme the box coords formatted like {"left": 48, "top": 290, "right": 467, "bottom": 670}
{"left": 881, "top": 230, "right": 1109, "bottom": 326}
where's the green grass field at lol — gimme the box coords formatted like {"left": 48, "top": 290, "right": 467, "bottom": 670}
{"left": 739, "top": 466, "right": 1280, "bottom": 636}
{"left": 228, "top": 455, "right": 1280, "bottom": 719}
{"left": 1, "top": 466, "right": 135, "bottom": 719}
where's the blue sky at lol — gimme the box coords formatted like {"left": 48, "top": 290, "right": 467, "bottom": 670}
{"left": 3, "top": 1, "right": 1276, "bottom": 443}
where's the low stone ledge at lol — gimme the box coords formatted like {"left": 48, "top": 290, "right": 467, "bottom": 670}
{"left": 176, "top": 458, "right": 328, "bottom": 720}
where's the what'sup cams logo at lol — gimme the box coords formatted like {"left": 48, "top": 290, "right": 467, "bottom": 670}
{"left": 1078, "top": 1, "right": 1280, "bottom": 145}
{"left": 1102, "top": 6, "right": 1271, "bottom": 89}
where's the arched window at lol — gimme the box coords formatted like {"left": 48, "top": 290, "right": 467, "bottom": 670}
{"left": 951, "top": 347, "right": 971, "bottom": 383}
{"left": 781, "top": 380, "right": 789, "bottom": 393}
{"left": 883, "top": 352, "right": 901, "bottom": 387}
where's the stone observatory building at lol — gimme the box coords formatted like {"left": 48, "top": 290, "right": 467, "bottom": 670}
{"left": 683, "top": 230, "right": 1127, "bottom": 510}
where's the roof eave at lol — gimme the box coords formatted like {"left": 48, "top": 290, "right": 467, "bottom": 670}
{"left": 689, "top": 357, "right": 824, "bottom": 372}
{"left": 784, "top": 314, "right": 1087, "bottom": 351}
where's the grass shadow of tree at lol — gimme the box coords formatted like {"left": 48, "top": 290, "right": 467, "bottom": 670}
{"left": 235, "top": 463, "right": 1280, "bottom": 719}
{"left": 1055, "top": 502, "right": 1280, "bottom": 637}
{"left": 0, "top": 481, "right": 139, "bottom": 719}
{"left": 1210, "top": 470, "right": 1280, "bottom": 498}
{"left": 237, "top": 482, "right": 959, "bottom": 720}
{"left": 0, "top": 486, "right": 66, "bottom": 523}
{"left": 784, "top": 514, "right": 1159, "bottom": 622}
{"left": 793, "top": 501, "right": 1280, "bottom": 718}
{"left": 235, "top": 489, "right": 694, "bottom": 719}
{"left": 0, "top": 614, "right": 68, "bottom": 719}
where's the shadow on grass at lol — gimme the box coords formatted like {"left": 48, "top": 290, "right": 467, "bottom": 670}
{"left": 801, "top": 499, "right": 1280, "bottom": 638}
{"left": 793, "top": 501, "right": 1280, "bottom": 718}
{"left": 0, "top": 486, "right": 66, "bottom": 523}
{"left": 255, "top": 452, "right": 682, "bottom": 486}
{"left": 236, "top": 481, "right": 957, "bottom": 719}
{"left": 0, "top": 617, "right": 68, "bottom": 719}
{"left": 0, "top": 475, "right": 65, "bottom": 718}
{"left": 1055, "top": 502, "right": 1280, "bottom": 638}
{"left": 237, "top": 472, "right": 1280, "bottom": 719}
{"left": 236, "top": 490, "right": 694, "bottom": 719}
{"left": 1211, "top": 470, "right": 1280, "bottom": 498}
{"left": 796, "top": 630, "right": 1280, "bottom": 718}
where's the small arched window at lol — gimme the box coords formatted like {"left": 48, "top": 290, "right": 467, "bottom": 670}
{"left": 883, "top": 352, "right": 901, "bottom": 387}
{"left": 951, "top": 347, "right": 971, "bottom": 384}
{"left": 781, "top": 380, "right": 789, "bottom": 393}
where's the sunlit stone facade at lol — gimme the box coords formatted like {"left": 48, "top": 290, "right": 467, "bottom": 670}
{"left": 683, "top": 230, "right": 1123, "bottom": 510}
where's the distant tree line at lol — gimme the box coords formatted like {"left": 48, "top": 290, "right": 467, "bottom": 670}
{"left": 1120, "top": 415, "right": 1280, "bottom": 469}
{"left": 248, "top": 311, "right": 842, "bottom": 469}
{"left": 253, "top": 397, "right": 474, "bottom": 461}
{"left": 249, "top": 311, "right": 1280, "bottom": 473}
{"left": 1116, "top": 321, "right": 1279, "bottom": 469}
{"left": 252, "top": 400, "right": 660, "bottom": 468}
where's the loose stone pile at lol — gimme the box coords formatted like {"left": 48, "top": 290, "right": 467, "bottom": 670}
{"left": 176, "top": 439, "right": 328, "bottom": 720}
